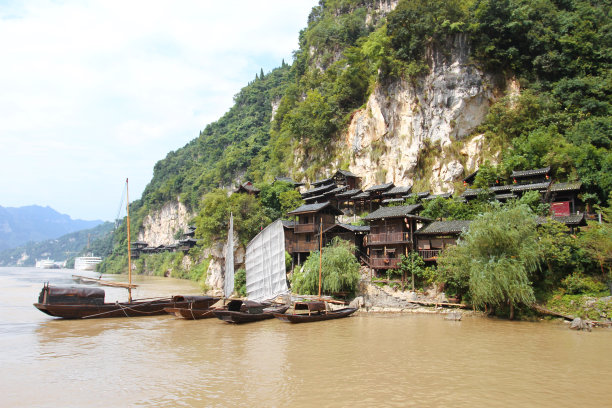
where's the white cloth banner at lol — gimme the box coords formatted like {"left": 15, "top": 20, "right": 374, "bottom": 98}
{"left": 246, "top": 219, "right": 288, "bottom": 301}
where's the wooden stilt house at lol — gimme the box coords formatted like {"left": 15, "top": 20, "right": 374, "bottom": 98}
{"left": 361, "top": 205, "right": 429, "bottom": 272}
{"left": 286, "top": 202, "right": 343, "bottom": 265}
{"left": 415, "top": 220, "right": 471, "bottom": 262}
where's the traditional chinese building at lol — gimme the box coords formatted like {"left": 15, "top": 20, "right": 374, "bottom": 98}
{"left": 415, "top": 220, "right": 472, "bottom": 262}
{"left": 361, "top": 205, "right": 429, "bottom": 272}
{"left": 235, "top": 181, "right": 260, "bottom": 196}
{"left": 286, "top": 202, "right": 343, "bottom": 264}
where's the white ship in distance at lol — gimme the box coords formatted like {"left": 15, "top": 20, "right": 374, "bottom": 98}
{"left": 74, "top": 256, "right": 102, "bottom": 271}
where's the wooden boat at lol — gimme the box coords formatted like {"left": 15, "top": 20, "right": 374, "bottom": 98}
{"left": 273, "top": 301, "right": 357, "bottom": 323}
{"left": 33, "top": 283, "right": 220, "bottom": 319}
{"left": 274, "top": 221, "right": 357, "bottom": 323}
{"left": 213, "top": 299, "right": 289, "bottom": 324}
{"left": 33, "top": 179, "right": 221, "bottom": 319}
{"left": 164, "top": 305, "right": 220, "bottom": 320}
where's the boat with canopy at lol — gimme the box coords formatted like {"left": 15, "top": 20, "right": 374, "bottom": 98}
{"left": 34, "top": 178, "right": 219, "bottom": 319}
{"left": 274, "top": 219, "right": 357, "bottom": 323}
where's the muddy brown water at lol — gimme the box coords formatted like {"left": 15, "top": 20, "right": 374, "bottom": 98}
{"left": 1, "top": 267, "right": 611, "bottom": 407}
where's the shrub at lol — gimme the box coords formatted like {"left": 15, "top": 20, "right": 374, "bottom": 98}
{"left": 561, "top": 273, "right": 607, "bottom": 295}
{"left": 292, "top": 238, "right": 361, "bottom": 296}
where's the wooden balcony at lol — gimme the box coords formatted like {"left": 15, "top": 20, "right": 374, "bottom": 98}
{"left": 293, "top": 242, "right": 320, "bottom": 253}
{"left": 418, "top": 249, "right": 441, "bottom": 261}
{"left": 294, "top": 223, "right": 316, "bottom": 233}
{"left": 294, "top": 223, "right": 334, "bottom": 234}
{"left": 370, "top": 257, "right": 401, "bottom": 269}
{"left": 366, "top": 232, "right": 412, "bottom": 246}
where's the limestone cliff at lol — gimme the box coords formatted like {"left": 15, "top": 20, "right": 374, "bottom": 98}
{"left": 343, "top": 34, "right": 506, "bottom": 193}
{"left": 138, "top": 200, "right": 192, "bottom": 246}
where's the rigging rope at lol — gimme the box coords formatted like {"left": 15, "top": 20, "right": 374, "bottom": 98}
{"left": 114, "top": 181, "right": 127, "bottom": 229}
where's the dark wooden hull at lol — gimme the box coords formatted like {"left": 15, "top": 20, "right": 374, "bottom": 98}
{"left": 34, "top": 297, "right": 220, "bottom": 319}
{"left": 213, "top": 306, "right": 289, "bottom": 324}
{"left": 164, "top": 307, "right": 218, "bottom": 320}
{"left": 273, "top": 307, "right": 357, "bottom": 323}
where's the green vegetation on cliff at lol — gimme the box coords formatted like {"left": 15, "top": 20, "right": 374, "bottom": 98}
{"left": 100, "top": 0, "right": 611, "bottom": 298}
{"left": 138, "top": 0, "right": 610, "bottom": 212}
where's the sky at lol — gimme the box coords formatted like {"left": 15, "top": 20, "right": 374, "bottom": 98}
{"left": 0, "top": 0, "right": 317, "bottom": 221}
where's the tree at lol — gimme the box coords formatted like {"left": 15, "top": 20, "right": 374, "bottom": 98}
{"left": 437, "top": 204, "right": 541, "bottom": 319}
{"left": 193, "top": 190, "right": 270, "bottom": 246}
{"left": 258, "top": 181, "right": 295, "bottom": 220}
{"left": 292, "top": 238, "right": 361, "bottom": 296}
{"left": 398, "top": 252, "right": 425, "bottom": 291}
{"left": 279, "top": 190, "right": 304, "bottom": 217}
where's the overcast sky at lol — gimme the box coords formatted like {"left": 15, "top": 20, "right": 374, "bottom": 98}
{"left": 0, "top": 0, "right": 317, "bottom": 221}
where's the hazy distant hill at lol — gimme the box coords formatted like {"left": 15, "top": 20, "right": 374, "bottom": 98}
{"left": 0, "top": 221, "right": 115, "bottom": 267}
{"left": 0, "top": 205, "right": 103, "bottom": 251}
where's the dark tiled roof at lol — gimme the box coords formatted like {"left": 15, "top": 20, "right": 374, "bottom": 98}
{"left": 490, "top": 185, "right": 512, "bottom": 192}
{"left": 281, "top": 220, "right": 296, "bottom": 228}
{"left": 416, "top": 220, "right": 472, "bottom": 235}
{"left": 275, "top": 177, "right": 304, "bottom": 187}
{"left": 460, "top": 188, "right": 482, "bottom": 198}
{"left": 365, "top": 182, "right": 394, "bottom": 192}
{"left": 463, "top": 170, "right": 479, "bottom": 184}
{"left": 424, "top": 192, "right": 453, "bottom": 200}
{"left": 304, "top": 194, "right": 326, "bottom": 203}
{"left": 302, "top": 183, "right": 335, "bottom": 197}
{"left": 405, "top": 191, "right": 430, "bottom": 199}
{"left": 362, "top": 204, "right": 423, "bottom": 220}
{"left": 352, "top": 191, "right": 371, "bottom": 199}
{"left": 382, "top": 185, "right": 412, "bottom": 196}
{"left": 537, "top": 213, "right": 586, "bottom": 226}
{"left": 334, "top": 169, "right": 359, "bottom": 178}
{"left": 550, "top": 181, "right": 582, "bottom": 192}
{"left": 382, "top": 198, "right": 405, "bottom": 204}
{"left": 327, "top": 186, "right": 348, "bottom": 195}
{"left": 287, "top": 202, "right": 342, "bottom": 215}
{"left": 511, "top": 166, "right": 551, "bottom": 178}
{"left": 237, "top": 182, "right": 260, "bottom": 193}
{"left": 325, "top": 223, "right": 370, "bottom": 233}
{"left": 336, "top": 189, "right": 362, "bottom": 199}
{"left": 311, "top": 177, "right": 334, "bottom": 187}
{"left": 512, "top": 181, "right": 551, "bottom": 192}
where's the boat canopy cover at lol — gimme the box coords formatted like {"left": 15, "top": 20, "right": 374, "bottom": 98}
{"left": 47, "top": 286, "right": 105, "bottom": 298}
{"left": 294, "top": 301, "right": 326, "bottom": 312}
{"left": 245, "top": 219, "right": 289, "bottom": 302}
{"left": 224, "top": 214, "right": 234, "bottom": 298}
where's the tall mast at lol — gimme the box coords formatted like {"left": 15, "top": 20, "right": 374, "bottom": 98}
{"left": 318, "top": 217, "right": 323, "bottom": 299}
{"left": 126, "top": 178, "right": 132, "bottom": 302}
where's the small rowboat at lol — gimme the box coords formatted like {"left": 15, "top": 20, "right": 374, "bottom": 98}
{"left": 213, "top": 299, "right": 289, "bottom": 324}
{"left": 273, "top": 301, "right": 357, "bottom": 323}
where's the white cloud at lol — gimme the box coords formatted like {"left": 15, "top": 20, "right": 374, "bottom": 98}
{"left": 0, "top": 0, "right": 317, "bottom": 220}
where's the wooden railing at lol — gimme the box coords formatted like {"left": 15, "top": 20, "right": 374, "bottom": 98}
{"left": 294, "top": 224, "right": 316, "bottom": 234}
{"left": 294, "top": 223, "right": 334, "bottom": 234}
{"left": 418, "top": 249, "right": 441, "bottom": 261}
{"left": 370, "top": 257, "right": 401, "bottom": 269}
{"left": 366, "top": 232, "right": 411, "bottom": 245}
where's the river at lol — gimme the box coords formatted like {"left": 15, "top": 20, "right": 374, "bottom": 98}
{"left": 0, "top": 267, "right": 610, "bottom": 407}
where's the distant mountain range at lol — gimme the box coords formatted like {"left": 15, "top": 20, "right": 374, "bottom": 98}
{"left": 0, "top": 221, "right": 115, "bottom": 267}
{"left": 0, "top": 205, "right": 104, "bottom": 252}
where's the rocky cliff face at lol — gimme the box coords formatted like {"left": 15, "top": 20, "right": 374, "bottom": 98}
{"left": 138, "top": 200, "right": 192, "bottom": 246}
{"left": 203, "top": 236, "right": 245, "bottom": 296}
{"left": 345, "top": 34, "right": 504, "bottom": 192}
